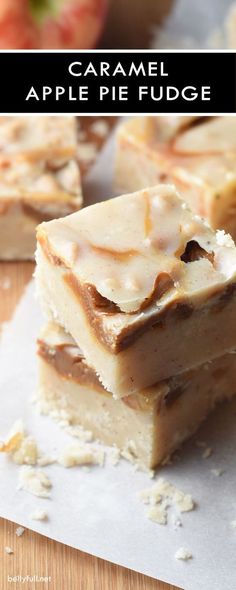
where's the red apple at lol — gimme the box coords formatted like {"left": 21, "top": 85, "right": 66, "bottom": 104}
{"left": 0, "top": 0, "right": 108, "bottom": 49}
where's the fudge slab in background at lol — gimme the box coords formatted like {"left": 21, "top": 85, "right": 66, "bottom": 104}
{"left": 36, "top": 185, "right": 236, "bottom": 397}
{"left": 115, "top": 116, "right": 236, "bottom": 240}
{"left": 0, "top": 116, "right": 77, "bottom": 161}
{"left": 37, "top": 322, "right": 236, "bottom": 470}
{"left": 0, "top": 117, "right": 82, "bottom": 260}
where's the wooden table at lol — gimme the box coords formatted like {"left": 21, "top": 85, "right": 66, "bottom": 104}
{"left": 0, "top": 262, "right": 180, "bottom": 590}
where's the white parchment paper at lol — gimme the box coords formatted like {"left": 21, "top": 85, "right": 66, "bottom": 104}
{"left": 0, "top": 136, "right": 236, "bottom": 590}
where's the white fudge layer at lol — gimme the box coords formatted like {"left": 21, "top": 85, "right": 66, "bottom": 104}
{"left": 38, "top": 322, "right": 236, "bottom": 469}
{"left": 115, "top": 116, "right": 236, "bottom": 240}
{"left": 36, "top": 185, "right": 236, "bottom": 397}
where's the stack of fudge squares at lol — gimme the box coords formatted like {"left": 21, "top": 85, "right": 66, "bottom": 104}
{"left": 35, "top": 180, "right": 236, "bottom": 470}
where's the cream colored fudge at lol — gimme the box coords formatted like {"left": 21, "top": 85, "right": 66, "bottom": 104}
{"left": 0, "top": 117, "right": 82, "bottom": 260}
{"left": 37, "top": 322, "right": 236, "bottom": 470}
{"left": 0, "top": 117, "right": 77, "bottom": 161}
{"left": 36, "top": 184, "right": 236, "bottom": 398}
{"left": 115, "top": 116, "right": 236, "bottom": 240}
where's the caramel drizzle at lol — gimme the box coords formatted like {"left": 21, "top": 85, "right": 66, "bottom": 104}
{"left": 3, "top": 146, "right": 75, "bottom": 163}
{"left": 91, "top": 244, "right": 139, "bottom": 261}
{"left": 143, "top": 191, "right": 152, "bottom": 238}
{"left": 37, "top": 233, "right": 65, "bottom": 267}
{"left": 37, "top": 339, "right": 106, "bottom": 393}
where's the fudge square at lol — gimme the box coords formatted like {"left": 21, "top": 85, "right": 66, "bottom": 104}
{"left": 37, "top": 322, "right": 236, "bottom": 470}
{"left": 0, "top": 116, "right": 77, "bottom": 161}
{"left": 36, "top": 184, "right": 236, "bottom": 398}
{"left": 115, "top": 116, "right": 236, "bottom": 240}
{"left": 0, "top": 116, "right": 82, "bottom": 260}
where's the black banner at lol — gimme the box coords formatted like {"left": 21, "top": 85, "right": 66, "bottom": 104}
{"left": 1, "top": 51, "right": 235, "bottom": 113}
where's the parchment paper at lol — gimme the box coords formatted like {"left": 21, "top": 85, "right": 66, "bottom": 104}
{"left": 0, "top": 135, "right": 236, "bottom": 590}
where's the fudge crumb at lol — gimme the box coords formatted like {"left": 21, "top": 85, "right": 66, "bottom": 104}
{"left": 13, "top": 436, "right": 38, "bottom": 466}
{"left": 37, "top": 454, "right": 56, "bottom": 467}
{"left": 0, "top": 420, "right": 38, "bottom": 465}
{"left": 65, "top": 424, "right": 93, "bottom": 443}
{"left": 30, "top": 509, "right": 48, "bottom": 521}
{"left": 147, "top": 505, "right": 167, "bottom": 525}
{"left": 175, "top": 547, "right": 192, "bottom": 561}
{"left": 58, "top": 443, "right": 104, "bottom": 468}
{"left": 202, "top": 447, "right": 213, "bottom": 459}
{"left": 0, "top": 419, "right": 24, "bottom": 453}
{"left": 17, "top": 466, "right": 52, "bottom": 498}
{"left": 173, "top": 490, "right": 194, "bottom": 513}
{"left": 138, "top": 488, "right": 162, "bottom": 506}
{"left": 106, "top": 447, "right": 120, "bottom": 466}
{"left": 5, "top": 546, "right": 14, "bottom": 555}
{"left": 37, "top": 402, "right": 73, "bottom": 430}
{"left": 90, "top": 119, "right": 109, "bottom": 137}
{"left": 211, "top": 468, "right": 224, "bottom": 477}
{"left": 15, "top": 526, "right": 25, "bottom": 537}
{"left": 138, "top": 478, "right": 195, "bottom": 525}
{"left": 148, "top": 478, "right": 194, "bottom": 509}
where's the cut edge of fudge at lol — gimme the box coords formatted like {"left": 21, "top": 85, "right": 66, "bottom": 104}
{"left": 35, "top": 185, "right": 236, "bottom": 396}
{"left": 37, "top": 321, "right": 236, "bottom": 470}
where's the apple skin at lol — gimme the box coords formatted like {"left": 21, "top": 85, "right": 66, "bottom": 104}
{"left": 0, "top": 0, "right": 108, "bottom": 49}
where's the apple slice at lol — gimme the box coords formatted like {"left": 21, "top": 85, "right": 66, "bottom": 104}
{"left": 0, "top": 0, "right": 108, "bottom": 49}
{"left": 0, "top": 0, "right": 38, "bottom": 49}
{"left": 173, "top": 117, "right": 236, "bottom": 155}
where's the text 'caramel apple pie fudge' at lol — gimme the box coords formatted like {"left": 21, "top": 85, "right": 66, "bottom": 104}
{"left": 115, "top": 116, "right": 236, "bottom": 241}
{"left": 36, "top": 185, "right": 236, "bottom": 399}
{"left": 37, "top": 322, "right": 236, "bottom": 470}
{"left": 0, "top": 116, "right": 82, "bottom": 260}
